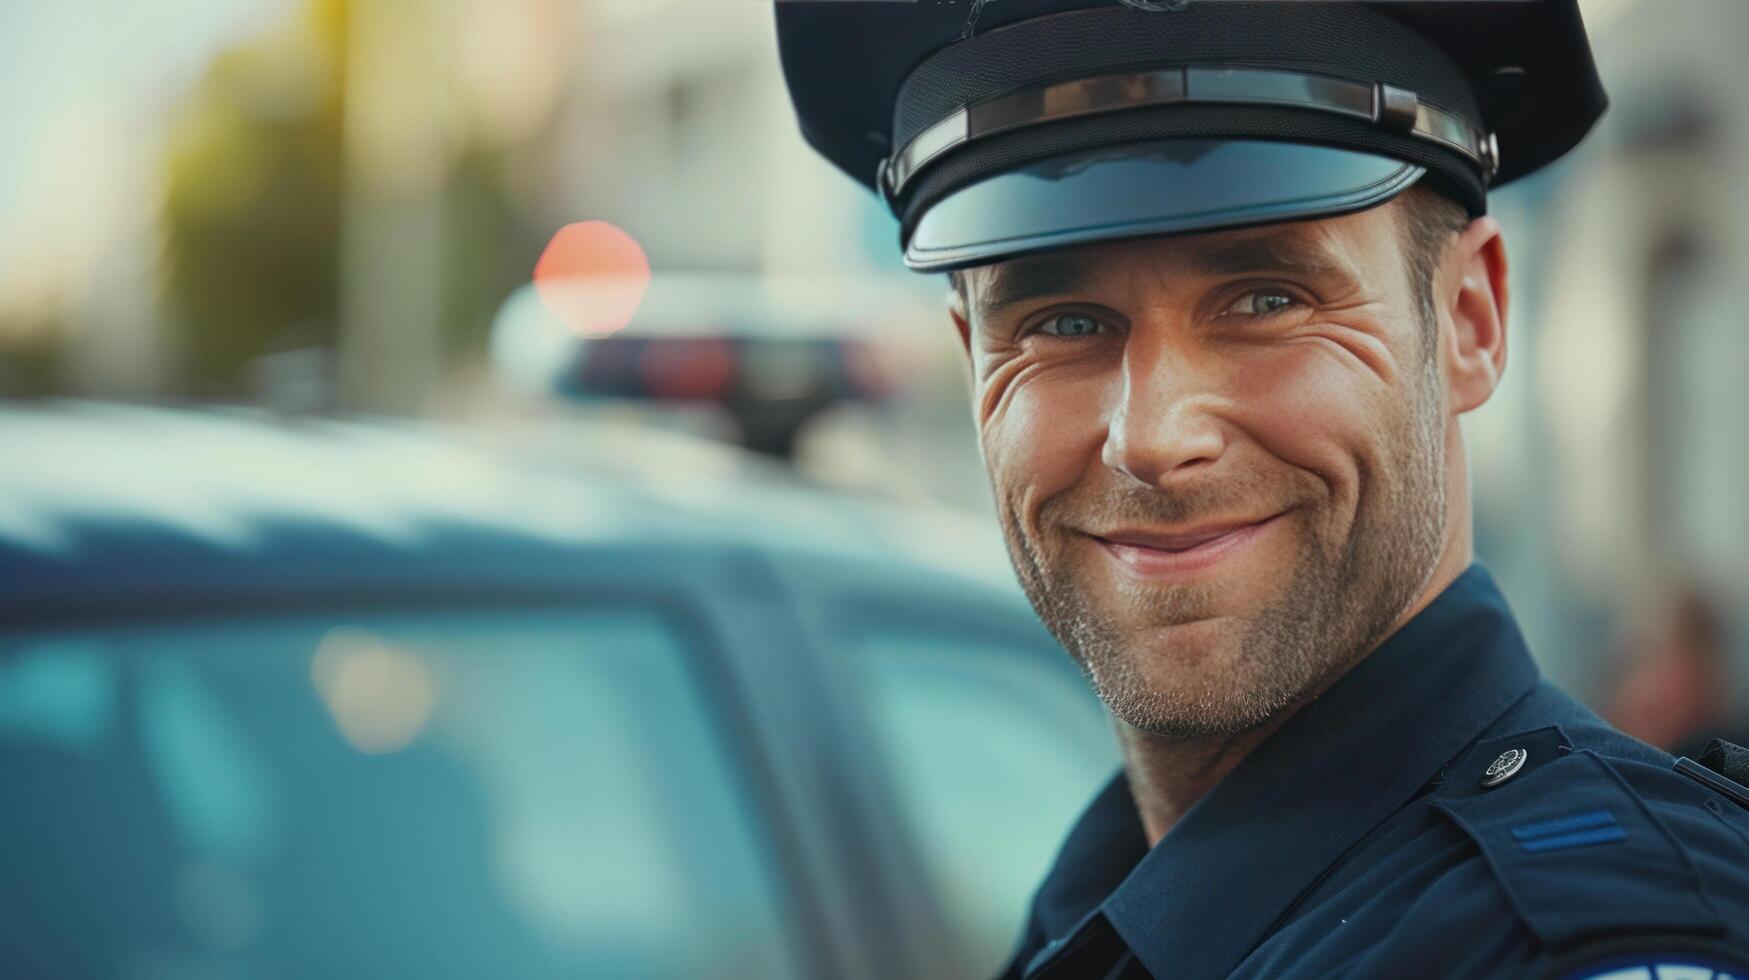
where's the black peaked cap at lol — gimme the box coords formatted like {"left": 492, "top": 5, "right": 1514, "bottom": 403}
{"left": 776, "top": 0, "right": 1607, "bottom": 271}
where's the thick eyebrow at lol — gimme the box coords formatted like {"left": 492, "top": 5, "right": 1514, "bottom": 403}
{"left": 972, "top": 253, "right": 1098, "bottom": 322}
{"left": 1185, "top": 232, "right": 1351, "bottom": 281}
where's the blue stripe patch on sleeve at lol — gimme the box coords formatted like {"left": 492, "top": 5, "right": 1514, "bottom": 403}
{"left": 1509, "top": 809, "right": 1617, "bottom": 840}
{"left": 1511, "top": 809, "right": 1625, "bottom": 853}
{"left": 1518, "top": 825, "right": 1628, "bottom": 853}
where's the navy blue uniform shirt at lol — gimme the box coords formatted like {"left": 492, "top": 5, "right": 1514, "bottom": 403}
{"left": 1000, "top": 565, "right": 1749, "bottom": 979}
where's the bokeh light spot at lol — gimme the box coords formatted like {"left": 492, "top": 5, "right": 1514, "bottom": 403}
{"left": 532, "top": 220, "right": 651, "bottom": 338}
{"left": 311, "top": 628, "right": 440, "bottom": 754}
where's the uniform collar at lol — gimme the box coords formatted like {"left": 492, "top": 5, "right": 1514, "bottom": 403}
{"left": 1027, "top": 563, "right": 1541, "bottom": 979}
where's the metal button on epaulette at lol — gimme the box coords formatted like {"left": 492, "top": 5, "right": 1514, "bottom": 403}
{"left": 1481, "top": 748, "right": 1528, "bottom": 788}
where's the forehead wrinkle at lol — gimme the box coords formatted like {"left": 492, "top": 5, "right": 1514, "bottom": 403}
{"left": 1170, "top": 218, "right": 1366, "bottom": 282}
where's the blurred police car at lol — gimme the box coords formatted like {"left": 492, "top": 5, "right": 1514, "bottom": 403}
{"left": 0, "top": 402, "right": 1116, "bottom": 980}
{"left": 494, "top": 271, "right": 947, "bottom": 461}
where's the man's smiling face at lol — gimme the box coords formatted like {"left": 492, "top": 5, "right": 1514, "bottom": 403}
{"left": 950, "top": 190, "right": 1479, "bottom": 738}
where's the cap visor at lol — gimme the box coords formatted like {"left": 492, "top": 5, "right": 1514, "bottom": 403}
{"left": 903, "top": 139, "right": 1425, "bottom": 272}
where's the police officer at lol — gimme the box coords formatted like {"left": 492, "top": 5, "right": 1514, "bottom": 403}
{"left": 776, "top": 1, "right": 1749, "bottom": 977}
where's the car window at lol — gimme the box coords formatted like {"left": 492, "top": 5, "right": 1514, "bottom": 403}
{"left": 0, "top": 607, "right": 801, "bottom": 980}
{"left": 843, "top": 619, "right": 1119, "bottom": 978}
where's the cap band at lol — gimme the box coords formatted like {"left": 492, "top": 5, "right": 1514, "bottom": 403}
{"left": 880, "top": 64, "right": 1497, "bottom": 203}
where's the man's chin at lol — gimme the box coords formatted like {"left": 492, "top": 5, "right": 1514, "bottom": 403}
{"left": 1122, "top": 618, "right": 1259, "bottom": 682}
{"left": 1076, "top": 609, "right": 1317, "bottom": 733}
{"left": 1097, "top": 676, "right": 1290, "bottom": 740}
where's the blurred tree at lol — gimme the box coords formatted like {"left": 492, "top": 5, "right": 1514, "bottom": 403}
{"left": 443, "top": 145, "right": 525, "bottom": 356}
{"left": 159, "top": 0, "right": 564, "bottom": 407}
{"left": 159, "top": 0, "right": 348, "bottom": 398}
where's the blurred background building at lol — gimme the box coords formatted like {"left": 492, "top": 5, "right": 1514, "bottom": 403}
{"left": 0, "top": 0, "right": 1746, "bottom": 971}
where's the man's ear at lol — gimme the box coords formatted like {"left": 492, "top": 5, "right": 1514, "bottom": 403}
{"left": 1441, "top": 215, "right": 1509, "bottom": 416}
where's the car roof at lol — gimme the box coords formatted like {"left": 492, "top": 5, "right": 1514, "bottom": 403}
{"left": 0, "top": 401, "right": 1021, "bottom": 617}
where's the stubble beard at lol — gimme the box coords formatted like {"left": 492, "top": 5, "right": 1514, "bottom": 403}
{"left": 996, "top": 354, "right": 1449, "bottom": 739}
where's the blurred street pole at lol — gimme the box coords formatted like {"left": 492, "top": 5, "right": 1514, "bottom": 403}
{"left": 337, "top": 0, "right": 446, "bottom": 414}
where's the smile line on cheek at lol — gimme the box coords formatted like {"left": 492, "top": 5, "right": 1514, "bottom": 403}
{"left": 976, "top": 356, "right": 1048, "bottom": 426}
{"left": 1296, "top": 313, "right": 1401, "bottom": 384}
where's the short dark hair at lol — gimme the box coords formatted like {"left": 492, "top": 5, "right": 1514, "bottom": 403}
{"left": 947, "top": 267, "right": 968, "bottom": 307}
{"left": 1392, "top": 183, "right": 1472, "bottom": 338}
{"left": 945, "top": 184, "right": 1471, "bottom": 338}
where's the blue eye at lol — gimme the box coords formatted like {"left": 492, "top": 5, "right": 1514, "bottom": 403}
{"left": 1037, "top": 312, "right": 1103, "bottom": 337}
{"left": 1225, "top": 291, "right": 1300, "bottom": 317}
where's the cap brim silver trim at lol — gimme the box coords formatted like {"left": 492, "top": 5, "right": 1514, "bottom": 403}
{"left": 886, "top": 64, "right": 1492, "bottom": 199}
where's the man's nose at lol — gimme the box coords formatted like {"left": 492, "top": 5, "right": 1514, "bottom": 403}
{"left": 1100, "top": 339, "right": 1229, "bottom": 488}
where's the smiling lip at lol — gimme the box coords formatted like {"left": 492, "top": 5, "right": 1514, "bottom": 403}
{"left": 1091, "top": 513, "right": 1285, "bottom": 579}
